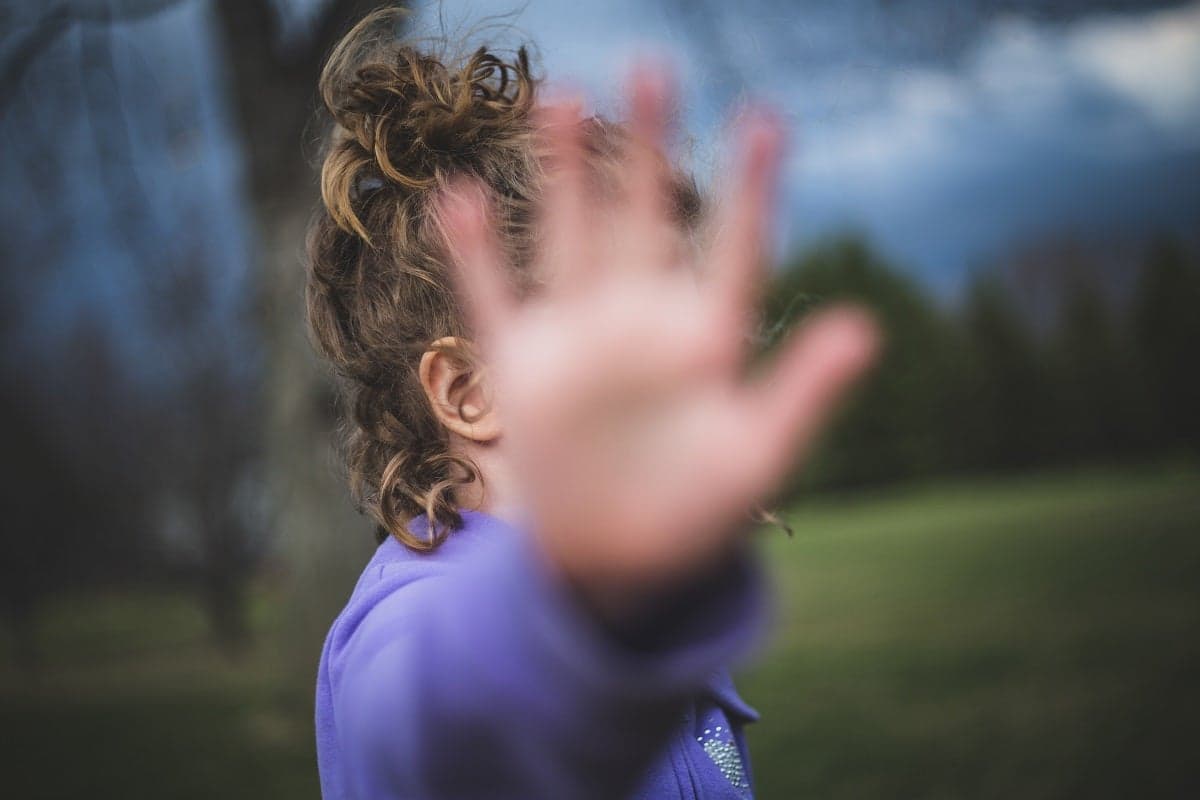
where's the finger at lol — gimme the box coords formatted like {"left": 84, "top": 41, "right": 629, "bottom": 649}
{"left": 704, "top": 110, "right": 785, "bottom": 364}
{"left": 436, "top": 178, "right": 515, "bottom": 345}
{"left": 615, "top": 61, "right": 677, "bottom": 274}
{"left": 738, "top": 306, "right": 880, "bottom": 491}
{"left": 535, "top": 99, "right": 596, "bottom": 294}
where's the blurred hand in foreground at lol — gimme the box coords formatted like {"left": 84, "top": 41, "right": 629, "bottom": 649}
{"left": 439, "top": 64, "right": 880, "bottom": 598}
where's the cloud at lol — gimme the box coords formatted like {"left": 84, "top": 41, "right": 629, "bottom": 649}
{"left": 791, "top": 3, "right": 1200, "bottom": 287}
{"left": 803, "top": 4, "right": 1200, "bottom": 177}
{"left": 1067, "top": 4, "right": 1200, "bottom": 132}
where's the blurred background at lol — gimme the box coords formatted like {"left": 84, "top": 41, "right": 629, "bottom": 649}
{"left": 1, "top": 0, "right": 1197, "bottom": 797}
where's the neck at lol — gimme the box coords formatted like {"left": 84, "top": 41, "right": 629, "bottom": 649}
{"left": 453, "top": 437, "right": 525, "bottom": 528}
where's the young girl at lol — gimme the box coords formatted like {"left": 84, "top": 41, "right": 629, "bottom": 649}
{"left": 308, "top": 10, "right": 877, "bottom": 799}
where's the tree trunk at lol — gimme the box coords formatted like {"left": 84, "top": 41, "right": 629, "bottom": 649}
{"left": 261, "top": 202, "right": 373, "bottom": 684}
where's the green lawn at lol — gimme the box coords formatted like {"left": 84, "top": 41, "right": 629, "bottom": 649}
{"left": 3, "top": 468, "right": 1197, "bottom": 798}
{"left": 742, "top": 468, "right": 1200, "bottom": 798}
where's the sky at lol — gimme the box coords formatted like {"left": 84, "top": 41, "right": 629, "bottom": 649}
{"left": 1, "top": 0, "right": 254, "bottom": 382}
{"left": 3, "top": 0, "right": 1198, "bottom": 380}
{"left": 398, "top": 0, "right": 1200, "bottom": 295}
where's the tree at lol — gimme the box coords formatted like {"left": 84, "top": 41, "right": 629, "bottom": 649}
{"left": 763, "top": 235, "right": 967, "bottom": 492}
{"left": 210, "top": 0, "right": 386, "bottom": 666}
{"left": 960, "top": 273, "right": 1059, "bottom": 470}
{"left": 1, "top": 317, "right": 156, "bottom": 670}
{"left": 1051, "top": 274, "right": 1145, "bottom": 463}
{"left": 1132, "top": 238, "right": 1200, "bottom": 454}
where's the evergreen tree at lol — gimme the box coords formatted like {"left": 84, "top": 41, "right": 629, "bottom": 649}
{"left": 1051, "top": 277, "right": 1142, "bottom": 462}
{"left": 1132, "top": 238, "right": 1200, "bottom": 454}
{"left": 763, "top": 236, "right": 966, "bottom": 492}
{"left": 960, "top": 274, "right": 1057, "bottom": 470}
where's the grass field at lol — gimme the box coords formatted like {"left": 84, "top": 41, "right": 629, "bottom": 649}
{"left": 3, "top": 467, "right": 1198, "bottom": 798}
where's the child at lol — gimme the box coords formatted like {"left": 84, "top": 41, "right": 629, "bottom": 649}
{"left": 307, "top": 10, "right": 878, "bottom": 799}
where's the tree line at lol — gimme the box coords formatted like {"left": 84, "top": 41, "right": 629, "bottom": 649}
{"left": 763, "top": 235, "right": 1200, "bottom": 498}
{"left": 4, "top": 227, "right": 1196, "bottom": 666}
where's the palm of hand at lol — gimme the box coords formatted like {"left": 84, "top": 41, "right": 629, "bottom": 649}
{"left": 441, "top": 70, "right": 878, "bottom": 590}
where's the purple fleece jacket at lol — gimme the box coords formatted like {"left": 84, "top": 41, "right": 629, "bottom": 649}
{"left": 316, "top": 509, "right": 767, "bottom": 799}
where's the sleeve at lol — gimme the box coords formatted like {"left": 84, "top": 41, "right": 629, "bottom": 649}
{"left": 327, "top": 528, "right": 767, "bottom": 800}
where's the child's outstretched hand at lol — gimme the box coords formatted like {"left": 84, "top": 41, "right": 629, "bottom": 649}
{"left": 440, "top": 66, "right": 879, "bottom": 600}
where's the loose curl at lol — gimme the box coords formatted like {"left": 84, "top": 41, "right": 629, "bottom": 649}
{"left": 306, "top": 9, "right": 703, "bottom": 549}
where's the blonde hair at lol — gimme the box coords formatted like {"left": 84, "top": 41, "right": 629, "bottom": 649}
{"left": 305, "top": 9, "right": 702, "bottom": 549}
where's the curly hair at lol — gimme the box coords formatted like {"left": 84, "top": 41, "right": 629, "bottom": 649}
{"left": 305, "top": 9, "right": 703, "bottom": 550}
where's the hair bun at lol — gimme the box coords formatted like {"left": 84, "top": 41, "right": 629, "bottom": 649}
{"left": 318, "top": 11, "right": 537, "bottom": 239}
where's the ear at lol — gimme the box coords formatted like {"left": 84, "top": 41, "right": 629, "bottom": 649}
{"left": 418, "top": 337, "right": 501, "bottom": 443}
